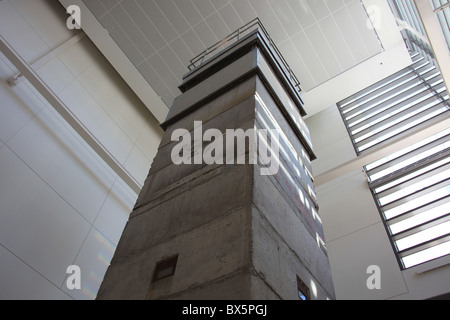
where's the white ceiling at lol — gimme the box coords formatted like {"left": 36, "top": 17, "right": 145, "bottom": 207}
{"left": 81, "top": 0, "right": 383, "bottom": 109}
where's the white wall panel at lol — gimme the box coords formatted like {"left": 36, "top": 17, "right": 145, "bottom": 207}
{"left": 0, "top": 146, "right": 91, "bottom": 286}
{"left": 0, "top": 0, "right": 163, "bottom": 300}
{"left": 306, "top": 105, "right": 356, "bottom": 176}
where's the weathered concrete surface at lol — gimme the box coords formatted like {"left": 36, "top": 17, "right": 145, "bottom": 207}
{"left": 252, "top": 170, "right": 335, "bottom": 299}
{"left": 98, "top": 205, "right": 253, "bottom": 300}
{"left": 134, "top": 98, "right": 255, "bottom": 209}
{"left": 134, "top": 76, "right": 258, "bottom": 210}
{"left": 97, "top": 31, "right": 335, "bottom": 300}
{"left": 166, "top": 50, "right": 257, "bottom": 122}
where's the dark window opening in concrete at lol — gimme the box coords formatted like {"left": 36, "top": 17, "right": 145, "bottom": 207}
{"left": 152, "top": 255, "right": 179, "bottom": 282}
{"left": 297, "top": 276, "right": 311, "bottom": 301}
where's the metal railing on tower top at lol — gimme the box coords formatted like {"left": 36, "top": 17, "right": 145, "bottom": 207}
{"left": 187, "top": 18, "right": 302, "bottom": 93}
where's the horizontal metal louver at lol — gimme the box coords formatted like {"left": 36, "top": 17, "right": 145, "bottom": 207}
{"left": 431, "top": 0, "right": 450, "bottom": 53}
{"left": 364, "top": 128, "right": 450, "bottom": 269}
{"left": 343, "top": 2, "right": 450, "bottom": 270}
{"left": 338, "top": 52, "right": 450, "bottom": 155}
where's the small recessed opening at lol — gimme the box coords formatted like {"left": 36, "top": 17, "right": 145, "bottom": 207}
{"left": 297, "top": 276, "right": 310, "bottom": 301}
{"left": 152, "top": 255, "right": 179, "bottom": 282}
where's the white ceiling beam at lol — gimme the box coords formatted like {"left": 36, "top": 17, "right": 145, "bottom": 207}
{"left": 58, "top": 0, "right": 169, "bottom": 124}
{"left": 0, "top": 35, "right": 142, "bottom": 195}
{"left": 8, "top": 31, "right": 86, "bottom": 86}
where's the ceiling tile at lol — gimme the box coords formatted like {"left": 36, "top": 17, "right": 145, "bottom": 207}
{"left": 159, "top": 44, "right": 189, "bottom": 79}
{"left": 110, "top": 5, "right": 155, "bottom": 59}
{"left": 193, "top": 20, "right": 219, "bottom": 48}
{"left": 205, "top": 11, "right": 231, "bottom": 41}
{"left": 229, "top": 0, "right": 257, "bottom": 25}
{"left": 306, "top": 0, "right": 331, "bottom": 21}
{"left": 147, "top": 54, "right": 181, "bottom": 96}
{"left": 138, "top": 61, "right": 174, "bottom": 103}
{"left": 291, "top": 31, "right": 329, "bottom": 86}
{"left": 218, "top": 3, "right": 244, "bottom": 32}
{"left": 267, "top": 0, "right": 302, "bottom": 38}
{"left": 181, "top": 28, "right": 206, "bottom": 58}
{"left": 99, "top": 13, "right": 145, "bottom": 66}
{"left": 286, "top": 0, "right": 316, "bottom": 30}
{"left": 98, "top": 0, "right": 119, "bottom": 11}
{"left": 248, "top": 0, "right": 289, "bottom": 44}
{"left": 277, "top": 40, "right": 316, "bottom": 90}
{"left": 319, "top": 15, "right": 356, "bottom": 70}
{"left": 155, "top": 0, "right": 190, "bottom": 36}
{"left": 135, "top": 0, "right": 179, "bottom": 43}
{"left": 173, "top": 0, "right": 203, "bottom": 27}
{"left": 304, "top": 24, "right": 342, "bottom": 78}
{"left": 324, "top": 0, "right": 346, "bottom": 13}
{"left": 82, "top": 0, "right": 108, "bottom": 19}
{"left": 346, "top": 1, "right": 383, "bottom": 56}
{"left": 170, "top": 37, "right": 195, "bottom": 67}
{"left": 333, "top": 7, "right": 369, "bottom": 63}
{"left": 210, "top": 0, "right": 230, "bottom": 11}
{"left": 192, "top": 0, "right": 216, "bottom": 18}
{"left": 121, "top": 0, "right": 167, "bottom": 51}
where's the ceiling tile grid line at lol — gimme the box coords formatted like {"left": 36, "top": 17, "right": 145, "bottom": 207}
{"left": 98, "top": 5, "right": 181, "bottom": 102}
{"left": 299, "top": 2, "right": 348, "bottom": 73}
{"left": 280, "top": 0, "right": 339, "bottom": 88}
{"left": 272, "top": 0, "right": 353, "bottom": 42}
{"left": 107, "top": 5, "right": 154, "bottom": 63}
{"left": 132, "top": 10, "right": 186, "bottom": 98}
{"left": 113, "top": 0, "right": 190, "bottom": 101}
{"left": 279, "top": 39, "right": 317, "bottom": 90}
{"left": 276, "top": 0, "right": 363, "bottom": 63}
{"left": 322, "top": 12, "right": 359, "bottom": 68}
{"left": 154, "top": 0, "right": 233, "bottom": 48}
{"left": 124, "top": 0, "right": 241, "bottom": 99}
{"left": 292, "top": 6, "right": 337, "bottom": 81}
{"left": 98, "top": 12, "right": 146, "bottom": 67}
{"left": 345, "top": 1, "right": 377, "bottom": 57}
{"left": 88, "top": 0, "right": 373, "bottom": 58}
{"left": 82, "top": 0, "right": 384, "bottom": 108}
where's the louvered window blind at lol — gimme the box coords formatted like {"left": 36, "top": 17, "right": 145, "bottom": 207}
{"left": 338, "top": 52, "right": 449, "bottom": 155}
{"left": 431, "top": 0, "right": 450, "bottom": 53}
{"left": 337, "top": 1, "right": 450, "bottom": 270}
{"left": 364, "top": 128, "right": 450, "bottom": 269}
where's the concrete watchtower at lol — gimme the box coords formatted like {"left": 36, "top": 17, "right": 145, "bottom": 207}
{"left": 97, "top": 19, "right": 335, "bottom": 300}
